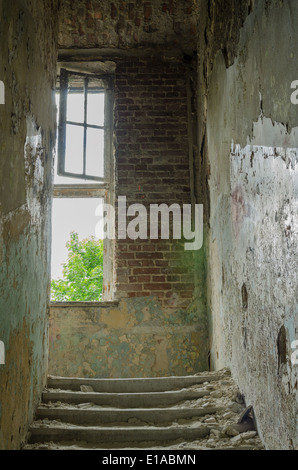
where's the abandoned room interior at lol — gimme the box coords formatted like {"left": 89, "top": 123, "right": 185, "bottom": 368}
{"left": 0, "top": 0, "right": 297, "bottom": 451}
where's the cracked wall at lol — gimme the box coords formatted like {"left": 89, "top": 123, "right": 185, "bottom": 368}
{"left": 0, "top": 0, "right": 59, "bottom": 449}
{"left": 198, "top": 0, "right": 298, "bottom": 450}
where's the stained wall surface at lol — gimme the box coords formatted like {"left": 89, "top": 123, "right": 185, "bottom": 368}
{"left": 49, "top": 298, "right": 208, "bottom": 378}
{"left": 198, "top": 0, "right": 298, "bottom": 450}
{"left": 0, "top": 0, "right": 59, "bottom": 449}
{"left": 58, "top": 0, "right": 198, "bottom": 52}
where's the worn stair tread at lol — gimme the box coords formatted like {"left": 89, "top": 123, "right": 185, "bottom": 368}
{"left": 26, "top": 370, "right": 265, "bottom": 451}
{"left": 24, "top": 442, "right": 258, "bottom": 451}
{"left": 35, "top": 406, "right": 220, "bottom": 425}
{"left": 42, "top": 389, "right": 210, "bottom": 407}
{"left": 28, "top": 423, "right": 210, "bottom": 444}
{"left": 47, "top": 374, "right": 222, "bottom": 393}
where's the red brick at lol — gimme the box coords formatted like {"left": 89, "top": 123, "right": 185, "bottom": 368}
{"left": 144, "top": 283, "right": 171, "bottom": 291}
{"left": 144, "top": 2, "right": 152, "bottom": 21}
{"left": 152, "top": 276, "right": 166, "bottom": 282}
{"left": 142, "top": 245, "right": 155, "bottom": 252}
{"left": 135, "top": 252, "right": 163, "bottom": 260}
{"left": 133, "top": 268, "right": 161, "bottom": 275}
{"left": 136, "top": 275, "right": 151, "bottom": 283}
{"left": 114, "top": 57, "right": 195, "bottom": 304}
{"left": 117, "top": 252, "right": 135, "bottom": 260}
{"left": 117, "top": 283, "right": 143, "bottom": 292}
{"left": 128, "top": 292, "right": 151, "bottom": 298}
{"left": 128, "top": 3, "right": 135, "bottom": 19}
{"left": 128, "top": 260, "right": 154, "bottom": 267}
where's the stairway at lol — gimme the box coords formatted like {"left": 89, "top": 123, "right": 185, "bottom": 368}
{"left": 24, "top": 369, "right": 264, "bottom": 450}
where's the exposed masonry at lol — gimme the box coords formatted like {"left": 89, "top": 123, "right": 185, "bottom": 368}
{"left": 114, "top": 56, "right": 196, "bottom": 306}
{"left": 58, "top": 0, "right": 198, "bottom": 52}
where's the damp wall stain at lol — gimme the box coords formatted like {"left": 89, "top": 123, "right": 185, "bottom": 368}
{"left": 49, "top": 296, "right": 209, "bottom": 379}
{"left": 0, "top": 0, "right": 59, "bottom": 450}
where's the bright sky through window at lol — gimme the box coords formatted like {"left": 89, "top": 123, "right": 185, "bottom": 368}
{"left": 54, "top": 91, "right": 105, "bottom": 185}
{"left": 51, "top": 198, "right": 104, "bottom": 279}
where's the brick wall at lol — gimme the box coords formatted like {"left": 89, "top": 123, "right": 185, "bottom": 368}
{"left": 114, "top": 56, "right": 196, "bottom": 308}
{"left": 55, "top": 1, "right": 210, "bottom": 375}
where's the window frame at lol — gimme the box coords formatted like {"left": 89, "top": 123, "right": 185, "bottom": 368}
{"left": 52, "top": 66, "right": 115, "bottom": 302}
{"left": 57, "top": 68, "right": 114, "bottom": 185}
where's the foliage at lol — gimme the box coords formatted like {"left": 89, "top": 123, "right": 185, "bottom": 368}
{"left": 51, "top": 232, "right": 104, "bottom": 301}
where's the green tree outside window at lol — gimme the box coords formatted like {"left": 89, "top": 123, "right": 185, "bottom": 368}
{"left": 51, "top": 232, "right": 103, "bottom": 302}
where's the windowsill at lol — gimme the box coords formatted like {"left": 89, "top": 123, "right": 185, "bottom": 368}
{"left": 50, "top": 301, "right": 119, "bottom": 308}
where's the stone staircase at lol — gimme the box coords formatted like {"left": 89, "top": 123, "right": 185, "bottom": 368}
{"left": 24, "top": 369, "right": 264, "bottom": 450}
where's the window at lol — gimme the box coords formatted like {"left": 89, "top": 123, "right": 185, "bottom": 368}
{"left": 51, "top": 67, "right": 115, "bottom": 302}
{"left": 57, "top": 68, "right": 113, "bottom": 183}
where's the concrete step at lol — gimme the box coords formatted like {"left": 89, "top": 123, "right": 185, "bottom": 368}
{"left": 42, "top": 389, "right": 210, "bottom": 408}
{"left": 24, "top": 442, "right": 260, "bottom": 451}
{"left": 26, "top": 369, "right": 265, "bottom": 450}
{"left": 47, "top": 374, "right": 221, "bottom": 393}
{"left": 35, "top": 405, "right": 220, "bottom": 425}
{"left": 28, "top": 423, "right": 210, "bottom": 445}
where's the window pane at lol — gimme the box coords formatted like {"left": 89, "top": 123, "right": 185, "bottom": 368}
{"left": 55, "top": 92, "right": 91, "bottom": 184}
{"left": 51, "top": 198, "right": 104, "bottom": 280}
{"left": 65, "top": 124, "right": 84, "bottom": 175}
{"left": 87, "top": 91, "right": 104, "bottom": 127}
{"left": 66, "top": 80, "right": 84, "bottom": 123}
{"left": 86, "top": 128, "right": 104, "bottom": 178}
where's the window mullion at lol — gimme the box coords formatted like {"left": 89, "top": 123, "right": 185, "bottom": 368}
{"left": 58, "top": 69, "right": 68, "bottom": 177}
{"left": 83, "top": 76, "right": 88, "bottom": 176}
{"left": 66, "top": 121, "right": 104, "bottom": 130}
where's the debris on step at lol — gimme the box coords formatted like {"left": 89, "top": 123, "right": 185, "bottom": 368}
{"left": 80, "top": 385, "right": 94, "bottom": 393}
{"left": 24, "top": 368, "right": 265, "bottom": 451}
{"left": 77, "top": 403, "right": 94, "bottom": 409}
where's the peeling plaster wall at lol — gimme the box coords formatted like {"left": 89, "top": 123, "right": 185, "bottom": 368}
{"left": 49, "top": 298, "right": 208, "bottom": 378}
{"left": 0, "top": 0, "right": 59, "bottom": 449}
{"left": 198, "top": 0, "right": 298, "bottom": 449}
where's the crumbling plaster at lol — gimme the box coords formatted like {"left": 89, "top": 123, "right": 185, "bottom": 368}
{"left": 49, "top": 296, "right": 209, "bottom": 378}
{"left": 198, "top": 0, "right": 298, "bottom": 449}
{"left": 0, "top": 0, "right": 59, "bottom": 449}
